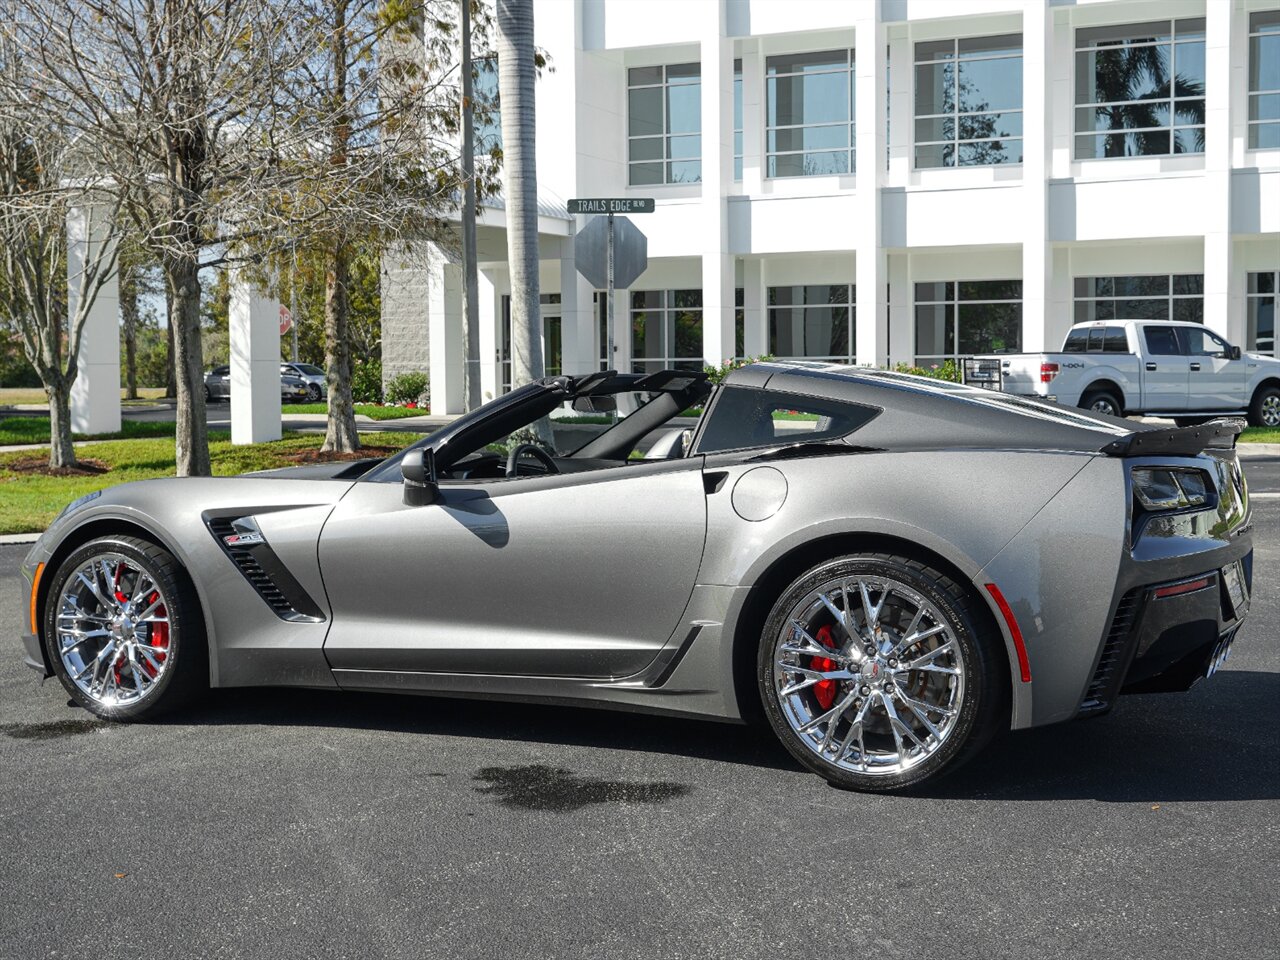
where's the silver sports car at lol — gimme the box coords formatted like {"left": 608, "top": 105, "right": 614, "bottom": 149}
{"left": 17, "top": 363, "right": 1254, "bottom": 791}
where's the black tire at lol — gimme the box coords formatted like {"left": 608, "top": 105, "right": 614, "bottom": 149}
{"left": 1079, "top": 388, "right": 1123, "bottom": 418}
{"left": 307, "top": 383, "right": 322, "bottom": 401}
{"left": 42, "top": 535, "right": 206, "bottom": 720}
{"left": 204, "top": 384, "right": 212, "bottom": 402}
{"left": 758, "top": 553, "right": 1006, "bottom": 793}
{"left": 1249, "top": 384, "right": 1280, "bottom": 428}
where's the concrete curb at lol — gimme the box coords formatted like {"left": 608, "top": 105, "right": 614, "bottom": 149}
{"left": 1237, "top": 443, "right": 1280, "bottom": 456}
{"left": 0, "top": 533, "right": 40, "bottom": 545}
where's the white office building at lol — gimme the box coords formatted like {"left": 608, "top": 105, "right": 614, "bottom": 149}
{"left": 379, "top": 0, "right": 1280, "bottom": 415}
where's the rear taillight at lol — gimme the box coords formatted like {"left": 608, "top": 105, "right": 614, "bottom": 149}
{"left": 1040, "top": 362, "right": 1059, "bottom": 383}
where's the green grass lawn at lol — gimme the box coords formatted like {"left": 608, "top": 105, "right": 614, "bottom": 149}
{"left": 282, "top": 403, "right": 427, "bottom": 420}
{"left": 1240, "top": 427, "right": 1280, "bottom": 443}
{"left": 0, "top": 417, "right": 176, "bottom": 446}
{"left": 0, "top": 429, "right": 421, "bottom": 534}
{"left": 0, "top": 386, "right": 167, "bottom": 406}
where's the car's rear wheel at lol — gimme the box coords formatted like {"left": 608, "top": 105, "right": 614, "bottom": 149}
{"left": 43, "top": 536, "right": 206, "bottom": 720}
{"left": 1080, "top": 389, "right": 1122, "bottom": 418}
{"left": 1249, "top": 385, "right": 1280, "bottom": 428}
{"left": 758, "top": 554, "right": 1004, "bottom": 792}
{"left": 204, "top": 384, "right": 213, "bottom": 402}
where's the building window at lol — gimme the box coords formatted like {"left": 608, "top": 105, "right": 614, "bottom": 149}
{"left": 733, "top": 59, "right": 743, "bottom": 181}
{"left": 914, "top": 281, "right": 1022, "bottom": 366}
{"left": 1249, "top": 272, "right": 1278, "bottom": 356}
{"left": 1250, "top": 12, "right": 1280, "bottom": 150}
{"left": 1073, "top": 275, "right": 1204, "bottom": 323}
{"left": 501, "top": 294, "right": 561, "bottom": 393}
{"left": 472, "top": 57, "right": 502, "bottom": 155}
{"left": 631, "top": 290, "right": 703, "bottom": 373}
{"left": 1075, "top": 19, "right": 1206, "bottom": 159}
{"left": 766, "top": 51, "right": 855, "bottom": 178}
{"left": 914, "top": 34, "right": 1023, "bottom": 169}
{"left": 768, "top": 285, "right": 855, "bottom": 361}
{"left": 735, "top": 287, "right": 745, "bottom": 359}
{"left": 628, "top": 64, "right": 701, "bottom": 185}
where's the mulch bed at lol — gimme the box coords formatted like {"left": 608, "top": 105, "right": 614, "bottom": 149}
{"left": 4, "top": 457, "right": 110, "bottom": 476}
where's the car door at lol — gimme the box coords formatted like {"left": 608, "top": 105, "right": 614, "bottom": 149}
{"left": 318, "top": 457, "right": 709, "bottom": 680}
{"left": 1138, "top": 325, "right": 1190, "bottom": 411}
{"left": 1180, "top": 326, "right": 1248, "bottom": 410}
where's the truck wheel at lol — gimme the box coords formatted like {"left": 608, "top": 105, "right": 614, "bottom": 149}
{"left": 1080, "top": 389, "right": 1123, "bottom": 418}
{"left": 1249, "top": 385, "right": 1280, "bottom": 428}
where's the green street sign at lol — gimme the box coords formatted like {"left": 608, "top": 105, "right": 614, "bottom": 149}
{"left": 568, "top": 197, "right": 655, "bottom": 215}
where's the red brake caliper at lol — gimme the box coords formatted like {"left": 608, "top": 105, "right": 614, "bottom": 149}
{"left": 112, "top": 564, "right": 130, "bottom": 685}
{"left": 811, "top": 624, "right": 840, "bottom": 710}
{"left": 144, "top": 591, "right": 168, "bottom": 677}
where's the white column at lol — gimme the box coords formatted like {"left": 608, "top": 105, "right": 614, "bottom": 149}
{"left": 477, "top": 269, "right": 500, "bottom": 399}
{"left": 227, "top": 270, "right": 281, "bottom": 445}
{"left": 743, "top": 258, "right": 767, "bottom": 357}
{"left": 67, "top": 205, "right": 120, "bottom": 435}
{"left": 741, "top": 41, "right": 765, "bottom": 195}
{"left": 887, "top": 27, "right": 912, "bottom": 187}
{"left": 427, "top": 244, "right": 464, "bottom": 415}
{"left": 888, "top": 252, "right": 913, "bottom": 367}
{"left": 1021, "top": 0, "right": 1053, "bottom": 354}
{"left": 1204, "top": 0, "right": 1237, "bottom": 342}
{"left": 854, "top": 5, "right": 888, "bottom": 367}
{"left": 701, "top": 5, "right": 736, "bottom": 365}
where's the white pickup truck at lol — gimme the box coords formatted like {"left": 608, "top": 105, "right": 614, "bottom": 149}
{"left": 964, "top": 319, "right": 1280, "bottom": 428}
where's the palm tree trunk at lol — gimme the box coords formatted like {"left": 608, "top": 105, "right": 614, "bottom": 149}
{"left": 120, "top": 261, "right": 139, "bottom": 400}
{"left": 460, "top": 0, "right": 481, "bottom": 412}
{"left": 166, "top": 256, "right": 211, "bottom": 477}
{"left": 322, "top": 242, "right": 360, "bottom": 452}
{"left": 496, "top": 0, "right": 544, "bottom": 389}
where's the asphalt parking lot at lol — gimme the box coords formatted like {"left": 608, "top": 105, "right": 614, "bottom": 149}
{"left": 1, "top": 456, "right": 1277, "bottom": 960}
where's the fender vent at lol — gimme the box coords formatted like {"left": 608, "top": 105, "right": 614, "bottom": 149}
{"left": 206, "top": 516, "right": 325, "bottom": 623}
{"left": 1079, "top": 588, "right": 1143, "bottom": 716}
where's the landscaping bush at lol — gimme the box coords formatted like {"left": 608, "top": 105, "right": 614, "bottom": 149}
{"left": 385, "top": 370, "right": 429, "bottom": 406}
{"left": 351, "top": 358, "right": 384, "bottom": 403}
{"left": 704, "top": 355, "right": 775, "bottom": 385}
{"left": 891, "top": 359, "right": 962, "bottom": 383}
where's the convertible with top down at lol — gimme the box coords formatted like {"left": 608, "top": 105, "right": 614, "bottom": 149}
{"left": 17, "top": 362, "right": 1254, "bottom": 791}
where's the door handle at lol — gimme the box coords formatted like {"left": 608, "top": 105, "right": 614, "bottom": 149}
{"left": 1146, "top": 362, "right": 1158, "bottom": 371}
{"left": 1189, "top": 362, "right": 1201, "bottom": 371}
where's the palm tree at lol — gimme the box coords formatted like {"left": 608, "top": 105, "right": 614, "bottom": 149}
{"left": 496, "top": 0, "right": 544, "bottom": 393}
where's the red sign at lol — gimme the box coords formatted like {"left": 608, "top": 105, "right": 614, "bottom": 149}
{"left": 279, "top": 305, "right": 293, "bottom": 335}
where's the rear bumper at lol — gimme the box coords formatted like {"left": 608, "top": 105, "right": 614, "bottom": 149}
{"left": 1080, "top": 551, "right": 1252, "bottom": 715}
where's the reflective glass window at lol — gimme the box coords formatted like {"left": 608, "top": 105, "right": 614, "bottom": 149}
{"left": 766, "top": 50, "right": 854, "bottom": 178}
{"left": 1074, "top": 274, "right": 1203, "bottom": 324}
{"left": 628, "top": 64, "right": 701, "bottom": 185}
{"left": 629, "top": 290, "right": 703, "bottom": 375}
{"left": 1143, "top": 326, "right": 1183, "bottom": 355}
{"left": 1248, "top": 271, "right": 1280, "bottom": 355}
{"left": 1250, "top": 12, "right": 1280, "bottom": 149}
{"left": 1074, "top": 19, "right": 1206, "bottom": 159}
{"left": 915, "top": 34, "right": 1022, "bottom": 168}
{"left": 914, "top": 280, "right": 1021, "bottom": 364}
{"left": 767, "top": 284, "right": 855, "bottom": 361}
{"left": 696, "top": 386, "right": 878, "bottom": 454}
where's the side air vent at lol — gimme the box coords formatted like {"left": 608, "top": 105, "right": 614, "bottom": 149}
{"left": 206, "top": 516, "right": 326, "bottom": 623}
{"left": 1078, "top": 588, "right": 1143, "bottom": 716}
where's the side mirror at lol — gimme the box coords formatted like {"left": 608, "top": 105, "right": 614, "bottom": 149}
{"left": 401, "top": 448, "right": 439, "bottom": 506}
{"left": 1231, "top": 345, "right": 1242, "bottom": 360}
{"left": 573, "top": 395, "right": 617, "bottom": 414}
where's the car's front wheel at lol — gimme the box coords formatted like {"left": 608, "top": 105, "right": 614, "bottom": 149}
{"left": 758, "top": 554, "right": 1005, "bottom": 792}
{"left": 43, "top": 536, "right": 206, "bottom": 720}
{"left": 306, "top": 383, "right": 322, "bottom": 401}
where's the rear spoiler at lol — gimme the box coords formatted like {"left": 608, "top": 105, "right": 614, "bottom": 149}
{"left": 1100, "top": 418, "right": 1245, "bottom": 457}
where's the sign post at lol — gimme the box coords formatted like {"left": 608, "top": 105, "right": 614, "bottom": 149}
{"left": 569, "top": 198, "right": 653, "bottom": 375}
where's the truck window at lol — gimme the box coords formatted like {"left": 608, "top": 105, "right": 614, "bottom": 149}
{"left": 1086, "top": 327, "right": 1106, "bottom": 352}
{"left": 1181, "top": 327, "right": 1230, "bottom": 358}
{"left": 1103, "top": 327, "right": 1129, "bottom": 353}
{"left": 1063, "top": 328, "right": 1089, "bottom": 352}
{"left": 1143, "top": 326, "right": 1182, "bottom": 356}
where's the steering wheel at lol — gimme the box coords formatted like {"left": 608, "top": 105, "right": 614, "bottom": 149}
{"left": 505, "top": 443, "right": 560, "bottom": 478}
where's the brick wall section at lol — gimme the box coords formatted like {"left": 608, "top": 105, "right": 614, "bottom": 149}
{"left": 381, "top": 243, "right": 431, "bottom": 391}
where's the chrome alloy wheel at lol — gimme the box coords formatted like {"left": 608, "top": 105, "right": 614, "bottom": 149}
{"left": 1089, "top": 397, "right": 1118, "bottom": 416}
{"left": 1262, "top": 394, "right": 1280, "bottom": 427}
{"left": 54, "top": 553, "right": 172, "bottom": 707}
{"left": 771, "top": 575, "right": 965, "bottom": 777}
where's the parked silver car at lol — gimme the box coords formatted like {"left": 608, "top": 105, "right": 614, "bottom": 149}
{"left": 204, "top": 366, "right": 309, "bottom": 404}
{"left": 281, "top": 362, "right": 327, "bottom": 401}
{"left": 18, "top": 364, "right": 1254, "bottom": 791}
